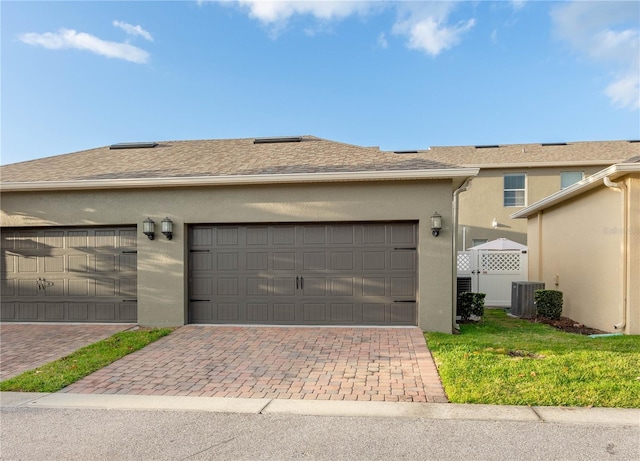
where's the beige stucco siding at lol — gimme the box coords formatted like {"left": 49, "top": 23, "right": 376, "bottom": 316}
{"left": 458, "top": 166, "right": 605, "bottom": 249}
{"left": 525, "top": 177, "right": 639, "bottom": 334}
{"left": 627, "top": 176, "right": 640, "bottom": 334}
{"left": 1, "top": 180, "right": 455, "bottom": 332}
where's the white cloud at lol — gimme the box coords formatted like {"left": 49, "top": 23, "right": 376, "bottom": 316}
{"left": 211, "top": 1, "right": 475, "bottom": 56}
{"left": 18, "top": 28, "right": 150, "bottom": 64}
{"left": 392, "top": 2, "right": 475, "bottom": 56}
{"left": 113, "top": 20, "right": 154, "bottom": 42}
{"left": 223, "top": 0, "right": 374, "bottom": 24}
{"left": 551, "top": 1, "right": 639, "bottom": 110}
{"left": 377, "top": 32, "right": 388, "bottom": 49}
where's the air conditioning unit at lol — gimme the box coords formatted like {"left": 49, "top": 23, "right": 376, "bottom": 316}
{"left": 511, "top": 282, "right": 545, "bottom": 318}
{"left": 456, "top": 277, "right": 472, "bottom": 316}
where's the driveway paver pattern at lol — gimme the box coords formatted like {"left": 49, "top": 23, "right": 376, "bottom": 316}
{"left": 0, "top": 324, "right": 134, "bottom": 380}
{"left": 61, "top": 326, "right": 448, "bottom": 402}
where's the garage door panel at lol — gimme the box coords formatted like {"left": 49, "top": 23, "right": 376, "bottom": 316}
{"left": 217, "top": 303, "right": 239, "bottom": 321}
{"left": 363, "top": 252, "right": 386, "bottom": 270}
{"left": 247, "top": 252, "right": 268, "bottom": 271}
{"left": 18, "top": 303, "right": 38, "bottom": 319}
{"left": 2, "top": 279, "right": 15, "bottom": 296}
{"left": 304, "top": 303, "right": 327, "bottom": 322}
{"left": 273, "top": 278, "right": 296, "bottom": 296}
{"left": 362, "top": 277, "right": 385, "bottom": 296}
{"left": 390, "top": 303, "right": 417, "bottom": 323}
{"left": 1, "top": 303, "right": 16, "bottom": 320}
{"left": 18, "top": 280, "right": 38, "bottom": 296}
{"left": 18, "top": 256, "right": 37, "bottom": 273}
{"left": 247, "top": 303, "right": 269, "bottom": 321}
{"left": 1, "top": 227, "right": 137, "bottom": 322}
{"left": 330, "top": 278, "right": 354, "bottom": 296}
{"left": 45, "top": 303, "right": 65, "bottom": 320}
{"left": 68, "top": 303, "right": 89, "bottom": 320}
{"left": 44, "top": 279, "right": 64, "bottom": 296}
{"left": 189, "top": 223, "right": 417, "bottom": 325}
{"left": 331, "top": 303, "right": 355, "bottom": 322}
{"left": 302, "top": 277, "right": 327, "bottom": 296}
{"left": 391, "top": 277, "right": 416, "bottom": 297}
{"left": 247, "top": 277, "right": 269, "bottom": 295}
{"left": 273, "top": 252, "right": 295, "bottom": 270}
{"left": 69, "top": 279, "right": 90, "bottom": 296}
{"left": 1, "top": 253, "right": 15, "bottom": 273}
{"left": 191, "top": 252, "right": 212, "bottom": 271}
{"left": 217, "top": 278, "right": 239, "bottom": 296}
{"left": 44, "top": 256, "right": 65, "bottom": 273}
{"left": 273, "top": 303, "right": 295, "bottom": 321}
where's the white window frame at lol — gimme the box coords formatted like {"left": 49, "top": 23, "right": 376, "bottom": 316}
{"left": 560, "top": 171, "right": 584, "bottom": 189}
{"left": 503, "top": 173, "right": 526, "bottom": 207}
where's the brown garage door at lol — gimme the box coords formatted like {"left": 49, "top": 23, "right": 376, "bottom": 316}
{"left": 1, "top": 227, "right": 137, "bottom": 323}
{"left": 189, "top": 223, "right": 417, "bottom": 325}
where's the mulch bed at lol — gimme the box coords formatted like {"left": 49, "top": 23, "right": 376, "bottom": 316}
{"left": 528, "top": 316, "right": 607, "bottom": 335}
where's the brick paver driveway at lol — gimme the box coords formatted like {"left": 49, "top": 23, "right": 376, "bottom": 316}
{"left": 61, "top": 326, "right": 447, "bottom": 403}
{"left": 0, "top": 324, "right": 134, "bottom": 381}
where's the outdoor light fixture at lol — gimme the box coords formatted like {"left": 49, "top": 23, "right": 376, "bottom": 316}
{"left": 430, "top": 212, "right": 442, "bottom": 237}
{"left": 161, "top": 217, "right": 174, "bottom": 240}
{"left": 142, "top": 218, "right": 155, "bottom": 240}
{"left": 492, "top": 218, "right": 498, "bottom": 229}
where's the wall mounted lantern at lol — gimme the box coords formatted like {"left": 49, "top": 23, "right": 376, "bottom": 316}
{"left": 430, "top": 212, "right": 442, "bottom": 237}
{"left": 161, "top": 217, "right": 174, "bottom": 240}
{"left": 142, "top": 218, "right": 155, "bottom": 240}
{"left": 492, "top": 218, "right": 498, "bottom": 229}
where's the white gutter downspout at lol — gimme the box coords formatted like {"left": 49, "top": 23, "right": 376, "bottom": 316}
{"left": 604, "top": 176, "right": 628, "bottom": 332}
{"left": 452, "top": 179, "right": 472, "bottom": 333}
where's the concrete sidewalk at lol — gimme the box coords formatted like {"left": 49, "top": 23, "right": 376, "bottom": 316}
{"left": 2, "top": 392, "right": 638, "bottom": 426}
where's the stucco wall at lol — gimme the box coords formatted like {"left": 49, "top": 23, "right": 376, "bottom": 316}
{"left": 1, "top": 179, "right": 456, "bottom": 332}
{"left": 458, "top": 166, "right": 605, "bottom": 249}
{"left": 627, "top": 176, "right": 640, "bottom": 334}
{"left": 525, "top": 178, "right": 638, "bottom": 334}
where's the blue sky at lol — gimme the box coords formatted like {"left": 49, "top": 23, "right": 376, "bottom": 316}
{"left": 2, "top": 1, "right": 639, "bottom": 165}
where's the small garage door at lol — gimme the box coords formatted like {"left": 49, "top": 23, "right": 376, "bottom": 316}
{"left": 1, "top": 227, "right": 137, "bottom": 323}
{"left": 189, "top": 223, "right": 417, "bottom": 325}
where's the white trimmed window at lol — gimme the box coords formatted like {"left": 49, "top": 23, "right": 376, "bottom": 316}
{"left": 504, "top": 173, "right": 526, "bottom": 207}
{"left": 561, "top": 171, "right": 584, "bottom": 189}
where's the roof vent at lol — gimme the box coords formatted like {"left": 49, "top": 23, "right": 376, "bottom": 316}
{"left": 541, "top": 142, "right": 567, "bottom": 146}
{"left": 475, "top": 145, "right": 500, "bottom": 149}
{"left": 254, "top": 136, "right": 303, "bottom": 144}
{"left": 394, "top": 150, "right": 419, "bottom": 154}
{"left": 110, "top": 142, "right": 158, "bottom": 150}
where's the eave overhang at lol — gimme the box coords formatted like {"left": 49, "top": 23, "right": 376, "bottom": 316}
{"left": 0, "top": 168, "right": 480, "bottom": 192}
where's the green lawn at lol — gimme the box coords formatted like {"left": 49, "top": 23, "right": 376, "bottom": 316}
{"left": 0, "top": 328, "right": 173, "bottom": 393}
{"left": 426, "top": 310, "right": 640, "bottom": 408}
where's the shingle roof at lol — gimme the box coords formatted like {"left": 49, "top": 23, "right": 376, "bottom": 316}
{"left": 420, "top": 140, "right": 640, "bottom": 167}
{"left": 2, "top": 136, "right": 638, "bottom": 184}
{"left": 0, "top": 136, "right": 454, "bottom": 183}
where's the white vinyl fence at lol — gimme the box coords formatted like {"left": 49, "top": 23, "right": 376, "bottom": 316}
{"left": 457, "top": 250, "right": 528, "bottom": 307}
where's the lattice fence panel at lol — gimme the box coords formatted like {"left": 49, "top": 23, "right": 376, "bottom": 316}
{"left": 457, "top": 252, "right": 471, "bottom": 272}
{"left": 480, "top": 252, "right": 521, "bottom": 272}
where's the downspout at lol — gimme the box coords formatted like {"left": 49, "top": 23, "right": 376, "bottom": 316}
{"left": 452, "top": 179, "right": 472, "bottom": 333}
{"left": 604, "top": 176, "right": 627, "bottom": 331}
{"left": 537, "top": 211, "right": 543, "bottom": 281}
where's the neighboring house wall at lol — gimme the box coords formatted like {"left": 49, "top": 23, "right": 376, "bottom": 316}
{"left": 525, "top": 174, "right": 639, "bottom": 334}
{"left": 1, "top": 179, "right": 456, "bottom": 332}
{"left": 457, "top": 166, "right": 606, "bottom": 249}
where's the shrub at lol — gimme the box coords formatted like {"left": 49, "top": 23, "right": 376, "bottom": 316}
{"left": 458, "top": 292, "right": 486, "bottom": 321}
{"left": 535, "top": 289, "right": 563, "bottom": 320}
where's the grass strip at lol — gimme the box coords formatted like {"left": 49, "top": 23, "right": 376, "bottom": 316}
{"left": 0, "top": 328, "right": 173, "bottom": 393}
{"left": 426, "top": 310, "right": 640, "bottom": 408}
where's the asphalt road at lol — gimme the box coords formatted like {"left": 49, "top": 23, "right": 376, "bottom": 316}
{"left": 1, "top": 406, "right": 638, "bottom": 461}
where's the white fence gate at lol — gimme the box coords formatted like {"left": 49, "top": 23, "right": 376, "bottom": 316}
{"left": 457, "top": 250, "right": 528, "bottom": 307}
